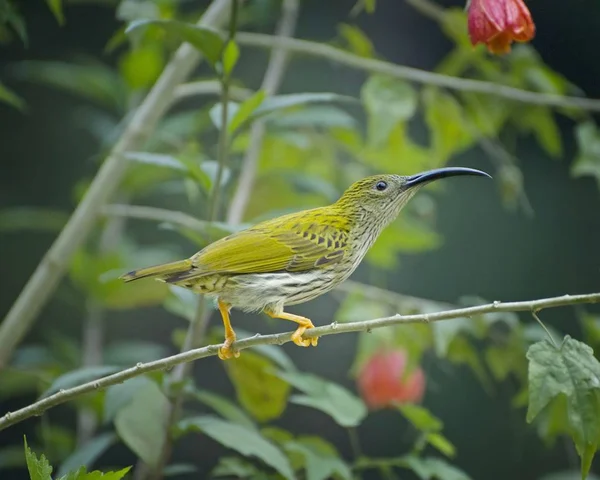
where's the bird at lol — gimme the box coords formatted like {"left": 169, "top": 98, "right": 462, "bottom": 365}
{"left": 120, "top": 167, "right": 490, "bottom": 360}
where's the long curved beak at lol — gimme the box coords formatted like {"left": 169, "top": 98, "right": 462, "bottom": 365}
{"left": 405, "top": 167, "right": 491, "bottom": 188}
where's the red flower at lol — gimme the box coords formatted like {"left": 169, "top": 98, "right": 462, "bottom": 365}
{"left": 467, "top": 0, "right": 535, "bottom": 55}
{"left": 357, "top": 350, "right": 426, "bottom": 410}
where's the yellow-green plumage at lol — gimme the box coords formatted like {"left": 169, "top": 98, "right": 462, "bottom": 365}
{"left": 121, "top": 168, "right": 490, "bottom": 359}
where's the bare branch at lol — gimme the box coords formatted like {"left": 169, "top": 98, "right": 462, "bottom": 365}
{"left": 1, "top": 292, "right": 598, "bottom": 431}
{"left": 0, "top": 0, "right": 236, "bottom": 369}
{"left": 234, "top": 32, "right": 600, "bottom": 112}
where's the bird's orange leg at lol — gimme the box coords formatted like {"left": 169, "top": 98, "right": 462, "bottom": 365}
{"left": 265, "top": 310, "right": 319, "bottom": 348}
{"left": 217, "top": 300, "right": 240, "bottom": 360}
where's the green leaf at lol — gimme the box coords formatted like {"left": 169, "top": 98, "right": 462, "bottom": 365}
{"left": 12, "top": 61, "right": 126, "bottom": 111}
{"left": 192, "top": 389, "right": 256, "bottom": 430}
{"left": 104, "top": 341, "right": 168, "bottom": 366}
{"left": 513, "top": 106, "right": 562, "bottom": 157}
{"left": 286, "top": 436, "right": 352, "bottom": 480}
{"left": 224, "top": 351, "right": 290, "bottom": 422}
{"left": 115, "top": 382, "right": 169, "bottom": 469}
{"left": 266, "top": 105, "right": 357, "bottom": 130}
{"left": 572, "top": 122, "right": 600, "bottom": 189}
{"left": 276, "top": 371, "right": 367, "bottom": 427}
{"left": 423, "top": 87, "right": 473, "bottom": 162}
{"left": 57, "top": 433, "right": 117, "bottom": 478}
{"left": 222, "top": 40, "right": 240, "bottom": 78}
{"left": 163, "top": 464, "right": 198, "bottom": 477}
{"left": 178, "top": 416, "right": 294, "bottom": 480}
{"left": 361, "top": 75, "right": 417, "bottom": 146}
{"left": 57, "top": 466, "right": 131, "bottom": 480}
{"left": 426, "top": 432, "right": 456, "bottom": 457}
{"left": 401, "top": 455, "right": 471, "bottom": 480}
{"left": 526, "top": 336, "right": 600, "bottom": 480}
{"left": 0, "top": 81, "right": 26, "bottom": 111}
{"left": 118, "top": 45, "right": 163, "bottom": 90}
{"left": 398, "top": 404, "right": 443, "bottom": 432}
{"left": 41, "top": 366, "right": 120, "bottom": 398}
{"left": 337, "top": 23, "right": 375, "bottom": 58}
{"left": 45, "top": 0, "right": 65, "bottom": 25}
{"left": 212, "top": 456, "right": 264, "bottom": 478}
{"left": 228, "top": 90, "right": 267, "bottom": 134}
{"left": 126, "top": 20, "right": 224, "bottom": 67}
{"left": 104, "top": 376, "right": 154, "bottom": 424}
{"left": 24, "top": 437, "right": 53, "bottom": 480}
{"left": 0, "top": 208, "right": 68, "bottom": 232}
{"left": 540, "top": 471, "right": 600, "bottom": 480}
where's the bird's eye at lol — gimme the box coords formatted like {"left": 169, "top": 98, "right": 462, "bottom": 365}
{"left": 375, "top": 181, "right": 388, "bottom": 191}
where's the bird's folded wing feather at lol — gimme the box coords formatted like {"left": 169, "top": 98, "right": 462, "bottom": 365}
{"left": 179, "top": 211, "right": 351, "bottom": 279}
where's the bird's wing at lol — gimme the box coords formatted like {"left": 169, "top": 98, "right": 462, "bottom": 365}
{"left": 169, "top": 209, "right": 351, "bottom": 281}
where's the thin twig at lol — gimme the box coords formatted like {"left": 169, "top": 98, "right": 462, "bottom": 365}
{"left": 1, "top": 292, "right": 598, "bottom": 432}
{"left": 148, "top": 3, "right": 240, "bottom": 478}
{"left": 226, "top": 0, "right": 299, "bottom": 225}
{"left": 0, "top": 0, "right": 235, "bottom": 369}
{"left": 233, "top": 32, "right": 600, "bottom": 112}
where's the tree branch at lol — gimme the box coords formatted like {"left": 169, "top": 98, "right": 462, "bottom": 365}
{"left": 233, "top": 32, "right": 600, "bottom": 112}
{"left": 1, "top": 292, "right": 598, "bottom": 432}
{"left": 226, "top": 0, "right": 299, "bottom": 225}
{"left": 0, "top": 0, "right": 235, "bottom": 369}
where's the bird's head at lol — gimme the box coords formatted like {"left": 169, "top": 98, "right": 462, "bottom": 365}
{"left": 336, "top": 167, "right": 491, "bottom": 224}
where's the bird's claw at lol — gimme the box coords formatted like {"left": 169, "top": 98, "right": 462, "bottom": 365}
{"left": 291, "top": 328, "right": 319, "bottom": 348}
{"left": 218, "top": 341, "right": 240, "bottom": 360}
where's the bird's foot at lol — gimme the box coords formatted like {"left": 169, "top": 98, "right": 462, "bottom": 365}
{"left": 291, "top": 323, "right": 319, "bottom": 348}
{"left": 218, "top": 339, "right": 240, "bottom": 360}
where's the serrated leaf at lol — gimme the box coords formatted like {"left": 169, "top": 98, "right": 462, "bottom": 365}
{"left": 178, "top": 416, "right": 294, "bottom": 480}
{"left": 527, "top": 336, "right": 600, "bottom": 480}
{"left": 276, "top": 371, "right": 367, "bottom": 427}
{"left": 57, "top": 433, "right": 117, "bottom": 478}
{"left": 192, "top": 390, "right": 256, "bottom": 430}
{"left": 41, "top": 366, "right": 120, "bottom": 398}
{"left": 58, "top": 466, "right": 131, "bottom": 480}
{"left": 115, "top": 382, "right": 169, "bottom": 469}
{"left": 222, "top": 40, "right": 239, "bottom": 78}
{"left": 0, "top": 208, "right": 68, "bottom": 232}
{"left": 224, "top": 351, "right": 290, "bottom": 422}
{"left": 24, "top": 437, "right": 53, "bottom": 480}
{"left": 361, "top": 75, "right": 417, "bottom": 147}
{"left": 126, "top": 20, "right": 224, "bottom": 67}
{"left": 0, "top": 81, "right": 26, "bottom": 111}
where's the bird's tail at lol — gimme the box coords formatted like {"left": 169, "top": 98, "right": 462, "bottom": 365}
{"left": 120, "top": 258, "right": 193, "bottom": 282}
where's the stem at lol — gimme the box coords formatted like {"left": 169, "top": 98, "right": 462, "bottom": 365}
{"left": 532, "top": 311, "right": 559, "bottom": 349}
{"left": 232, "top": 32, "right": 600, "bottom": 112}
{"left": 347, "top": 427, "right": 363, "bottom": 460}
{"left": 1, "top": 292, "right": 598, "bottom": 432}
{"left": 146, "top": 3, "right": 240, "bottom": 478}
{"left": 77, "top": 201, "right": 128, "bottom": 445}
{"left": 226, "top": 0, "right": 299, "bottom": 225}
{"left": 0, "top": 0, "right": 235, "bottom": 369}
